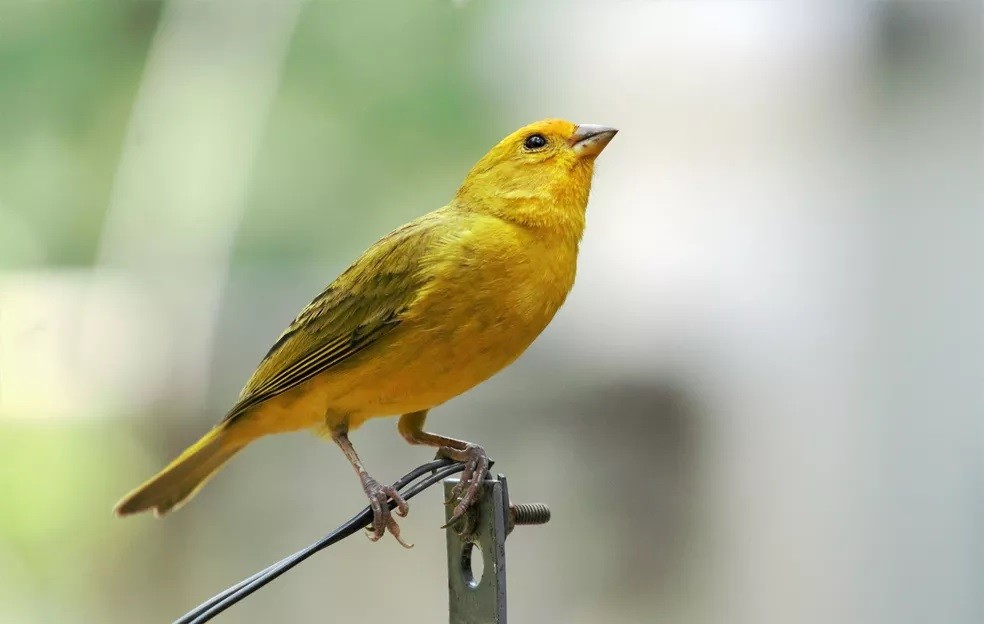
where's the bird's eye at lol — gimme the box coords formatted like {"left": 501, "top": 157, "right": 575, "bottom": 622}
{"left": 523, "top": 134, "right": 547, "bottom": 150}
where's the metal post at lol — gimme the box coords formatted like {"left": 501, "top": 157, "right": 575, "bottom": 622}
{"left": 444, "top": 473, "right": 551, "bottom": 624}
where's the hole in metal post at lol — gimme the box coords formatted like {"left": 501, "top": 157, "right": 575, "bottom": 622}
{"left": 460, "top": 542, "right": 484, "bottom": 588}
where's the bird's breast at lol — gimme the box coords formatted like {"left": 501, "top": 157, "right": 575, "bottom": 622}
{"left": 338, "top": 225, "right": 578, "bottom": 420}
{"left": 414, "top": 231, "right": 575, "bottom": 374}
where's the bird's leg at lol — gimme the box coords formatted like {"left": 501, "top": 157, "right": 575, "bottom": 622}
{"left": 398, "top": 410, "right": 490, "bottom": 527}
{"left": 331, "top": 427, "right": 412, "bottom": 548}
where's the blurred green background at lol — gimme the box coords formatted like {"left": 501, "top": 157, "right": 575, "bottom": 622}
{"left": 0, "top": 1, "right": 981, "bottom": 623}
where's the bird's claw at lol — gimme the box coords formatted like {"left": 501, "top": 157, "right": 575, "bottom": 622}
{"left": 440, "top": 444, "right": 489, "bottom": 528}
{"left": 362, "top": 478, "right": 413, "bottom": 548}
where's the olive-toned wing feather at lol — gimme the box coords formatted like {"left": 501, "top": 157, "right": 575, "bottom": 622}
{"left": 223, "top": 214, "right": 444, "bottom": 422}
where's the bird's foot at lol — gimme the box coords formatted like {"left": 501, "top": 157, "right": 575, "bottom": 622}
{"left": 438, "top": 443, "right": 490, "bottom": 528}
{"left": 361, "top": 477, "right": 412, "bottom": 548}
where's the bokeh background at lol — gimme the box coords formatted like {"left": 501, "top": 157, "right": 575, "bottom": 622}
{"left": 1, "top": 1, "right": 981, "bottom": 623}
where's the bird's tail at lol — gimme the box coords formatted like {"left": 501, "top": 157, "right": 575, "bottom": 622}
{"left": 114, "top": 423, "right": 250, "bottom": 517}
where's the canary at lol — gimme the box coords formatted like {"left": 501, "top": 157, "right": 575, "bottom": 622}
{"left": 114, "top": 119, "right": 618, "bottom": 545}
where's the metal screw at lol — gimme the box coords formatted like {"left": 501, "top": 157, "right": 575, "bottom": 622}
{"left": 507, "top": 503, "right": 551, "bottom": 534}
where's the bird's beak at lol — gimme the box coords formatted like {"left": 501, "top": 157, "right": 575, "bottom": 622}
{"left": 570, "top": 124, "right": 618, "bottom": 158}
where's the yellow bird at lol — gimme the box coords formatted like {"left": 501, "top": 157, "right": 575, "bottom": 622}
{"left": 114, "top": 119, "right": 618, "bottom": 545}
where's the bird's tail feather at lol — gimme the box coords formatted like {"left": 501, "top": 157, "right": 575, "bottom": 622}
{"left": 114, "top": 424, "right": 248, "bottom": 517}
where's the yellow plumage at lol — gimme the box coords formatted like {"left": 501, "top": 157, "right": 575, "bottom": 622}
{"left": 115, "top": 118, "right": 617, "bottom": 539}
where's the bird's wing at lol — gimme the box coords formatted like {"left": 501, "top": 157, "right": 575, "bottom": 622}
{"left": 222, "top": 213, "right": 446, "bottom": 423}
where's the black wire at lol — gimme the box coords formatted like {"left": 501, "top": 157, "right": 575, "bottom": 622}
{"left": 176, "top": 459, "right": 464, "bottom": 624}
{"left": 173, "top": 458, "right": 467, "bottom": 624}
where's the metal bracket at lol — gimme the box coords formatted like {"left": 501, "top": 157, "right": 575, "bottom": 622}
{"left": 445, "top": 474, "right": 509, "bottom": 624}
{"left": 444, "top": 473, "right": 551, "bottom": 624}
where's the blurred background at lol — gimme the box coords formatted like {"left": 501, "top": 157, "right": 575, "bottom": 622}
{"left": 0, "top": 1, "right": 981, "bottom": 622}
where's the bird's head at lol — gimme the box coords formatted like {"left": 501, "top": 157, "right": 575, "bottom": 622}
{"left": 455, "top": 119, "right": 617, "bottom": 237}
